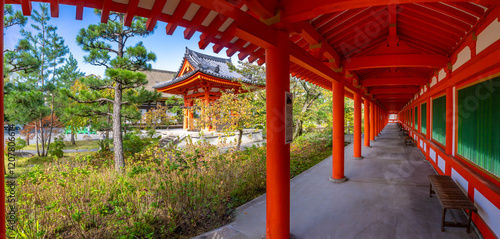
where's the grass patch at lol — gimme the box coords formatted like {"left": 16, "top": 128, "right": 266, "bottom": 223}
{"left": 8, "top": 131, "right": 345, "bottom": 238}
{"left": 22, "top": 140, "right": 101, "bottom": 151}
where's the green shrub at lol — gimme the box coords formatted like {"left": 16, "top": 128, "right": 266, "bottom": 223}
{"left": 15, "top": 137, "right": 27, "bottom": 151}
{"left": 10, "top": 132, "right": 335, "bottom": 238}
{"left": 48, "top": 136, "right": 65, "bottom": 158}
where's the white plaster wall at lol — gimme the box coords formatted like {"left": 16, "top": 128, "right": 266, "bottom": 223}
{"left": 453, "top": 46, "right": 471, "bottom": 70}
{"left": 474, "top": 189, "right": 500, "bottom": 237}
{"left": 438, "top": 68, "right": 446, "bottom": 81}
{"left": 477, "top": 18, "right": 500, "bottom": 54}
{"left": 438, "top": 155, "right": 445, "bottom": 173}
{"left": 430, "top": 148, "right": 436, "bottom": 162}
{"left": 430, "top": 76, "right": 437, "bottom": 87}
{"left": 451, "top": 168, "right": 468, "bottom": 193}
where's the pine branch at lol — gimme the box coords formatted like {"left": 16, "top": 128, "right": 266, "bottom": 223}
{"left": 67, "top": 94, "right": 114, "bottom": 104}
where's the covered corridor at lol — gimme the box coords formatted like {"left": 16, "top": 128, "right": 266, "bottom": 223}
{"left": 197, "top": 123, "right": 478, "bottom": 239}
{"left": 2, "top": 0, "right": 500, "bottom": 238}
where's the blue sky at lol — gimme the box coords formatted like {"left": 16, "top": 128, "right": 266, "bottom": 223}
{"left": 4, "top": 3, "right": 241, "bottom": 77}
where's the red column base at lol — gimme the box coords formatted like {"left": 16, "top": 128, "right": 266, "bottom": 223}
{"left": 329, "top": 177, "right": 348, "bottom": 183}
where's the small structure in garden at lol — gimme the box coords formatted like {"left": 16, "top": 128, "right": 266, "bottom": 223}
{"left": 141, "top": 69, "right": 178, "bottom": 112}
{"left": 153, "top": 47, "right": 264, "bottom": 130}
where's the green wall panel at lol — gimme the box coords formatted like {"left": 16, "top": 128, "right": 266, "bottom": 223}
{"left": 415, "top": 106, "right": 418, "bottom": 130}
{"left": 421, "top": 103, "right": 427, "bottom": 134}
{"left": 458, "top": 77, "right": 500, "bottom": 177}
{"left": 432, "top": 96, "right": 446, "bottom": 145}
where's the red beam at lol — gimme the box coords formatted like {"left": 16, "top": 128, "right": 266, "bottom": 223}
{"left": 100, "top": 0, "right": 112, "bottom": 23}
{"left": 281, "top": 0, "right": 494, "bottom": 23}
{"left": 401, "top": 4, "right": 471, "bottom": 32}
{"left": 75, "top": 0, "right": 84, "bottom": 20}
{"left": 422, "top": 2, "right": 477, "bottom": 25}
{"left": 344, "top": 54, "right": 449, "bottom": 70}
{"left": 295, "top": 21, "right": 340, "bottom": 67}
{"left": 21, "top": 0, "right": 32, "bottom": 16}
{"left": 376, "top": 94, "right": 414, "bottom": 99}
{"left": 246, "top": 0, "right": 277, "bottom": 20}
{"left": 183, "top": 7, "right": 211, "bottom": 39}
{"left": 185, "top": 0, "right": 277, "bottom": 48}
{"left": 50, "top": 0, "right": 59, "bottom": 17}
{"left": 146, "top": 0, "right": 167, "bottom": 31}
{"left": 362, "top": 77, "right": 428, "bottom": 87}
{"left": 198, "top": 14, "right": 226, "bottom": 49}
{"left": 369, "top": 87, "right": 420, "bottom": 95}
{"left": 124, "top": 0, "right": 139, "bottom": 27}
{"left": 165, "top": 1, "right": 191, "bottom": 35}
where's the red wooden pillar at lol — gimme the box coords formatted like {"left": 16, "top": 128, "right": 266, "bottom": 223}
{"left": 183, "top": 98, "right": 188, "bottom": 130}
{"left": 426, "top": 97, "right": 431, "bottom": 139}
{"left": 331, "top": 80, "right": 346, "bottom": 182}
{"left": 188, "top": 100, "right": 193, "bottom": 130}
{"left": 418, "top": 103, "right": 422, "bottom": 134}
{"left": 1, "top": 2, "right": 6, "bottom": 237}
{"left": 353, "top": 93, "right": 363, "bottom": 159}
{"left": 370, "top": 102, "right": 375, "bottom": 141}
{"left": 376, "top": 106, "right": 380, "bottom": 135}
{"left": 446, "top": 87, "right": 453, "bottom": 155}
{"left": 363, "top": 98, "right": 370, "bottom": 147}
{"left": 265, "top": 31, "right": 290, "bottom": 239}
{"left": 412, "top": 108, "right": 415, "bottom": 130}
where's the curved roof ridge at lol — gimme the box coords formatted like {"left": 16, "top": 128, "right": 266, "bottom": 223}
{"left": 153, "top": 47, "right": 264, "bottom": 90}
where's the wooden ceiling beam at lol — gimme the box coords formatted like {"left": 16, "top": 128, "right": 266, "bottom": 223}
{"left": 362, "top": 77, "right": 428, "bottom": 87}
{"left": 344, "top": 54, "right": 449, "bottom": 71}
{"left": 146, "top": 0, "right": 168, "bottom": 31}
{"left": 281, "top": 0, "right": 494, "bottom": 23}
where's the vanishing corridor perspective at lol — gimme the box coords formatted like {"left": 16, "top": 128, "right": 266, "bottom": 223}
{"left": 1, "top": 0, "right": 500, "bottom": 238}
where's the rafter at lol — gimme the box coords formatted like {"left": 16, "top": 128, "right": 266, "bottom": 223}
{"left": 124, "top": 0, "right": 140, "bottom": 27}
{"left": 294, "top": 21, "right": 341, "bottom": 67}
{"left": 146, "top": 0, "right": 168, "bottom": 31}
{"left": 185, "top": 0, "right": 277, "bottom": 48}
{"left": 165, "top": 1, "right": 191, "bottom": 35}
{"left": 344, "top": 54, "right": 449, "bottom": 71}
{"left": 50, "top": 0, "right": 59, "bottom": 17}
{"left": 361, "top": 77, "right": 428, "bottom": 87}
{"left": 246, "top": 0, "right": 278, "bottom": 20}
{"left": 100, "top": 0, "right": 113, "bottom": 23}
{"left": 21, "top": 0, "right": 32, "bottom": 16}
{"left": 75, "top": 0, "right": 84, "bottom": 20}
{"left": 376, "top": 94, "right": 414, "bottom": 99}
{"left": 369, "top": 87, "right": 420, "bottom": 95}
{"left": 281, "top": 0, "right": 494, "bottom": 23}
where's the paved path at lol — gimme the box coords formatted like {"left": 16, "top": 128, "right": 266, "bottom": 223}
{"left": 195, "top": 123, "right": 479, "bottom": 239}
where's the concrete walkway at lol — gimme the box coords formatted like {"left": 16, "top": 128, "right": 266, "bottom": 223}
{"left": 195, "top": 123, "right": 479, "bottom": 239}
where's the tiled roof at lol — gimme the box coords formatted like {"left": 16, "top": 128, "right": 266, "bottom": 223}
{"left": 153, "top": 47, "right": 263, "bottom": 89}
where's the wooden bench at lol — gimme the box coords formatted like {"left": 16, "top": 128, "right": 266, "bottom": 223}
{"left": 428, "top": 175, "right": 477, "bottom": 233}
{"left": 404, "top": 136, "right": 414, "bottom": 146}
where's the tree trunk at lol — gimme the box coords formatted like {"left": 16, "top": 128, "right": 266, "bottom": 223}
{"left": 71, "top": 130, "right": 76, "bottom": 145}
{"left": 35, "top": 121, "right": 40, "bottom": 156}
{"left": 106, "top": 104, "right": 110, "bottom": 140}
{"left": 237, "top": 129, "right": 244, "bottom": 150}
{"left": 40, "top": 117, "right": 46, "bottom": 156}
{"left": 45, "top": 94, "right": 55, "bottom": 156}
{"left": 113, "top": 82, "right": 125, "bottom": 171}
{"left": 294, "top": 119, "right": 303, "bottom": 138}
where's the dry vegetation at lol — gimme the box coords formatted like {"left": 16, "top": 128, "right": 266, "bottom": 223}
{"left": 9, "top": 131, "right": 335, "bottom": 238}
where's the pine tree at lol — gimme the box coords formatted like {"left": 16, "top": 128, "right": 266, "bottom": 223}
{"left": 4, "top": 5, "right": 27, "bottom": 28}
{"left": 3, "top": 5, "right": 39, "bottom": 77}
{"left": 66, "top": 11, "right": 158, "bottom": 171}
{"left": 5, "top": 3, "right": 69, "bottom": 156}
{"left": 57, "top": 54, "right": 86, "bottom": 145}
